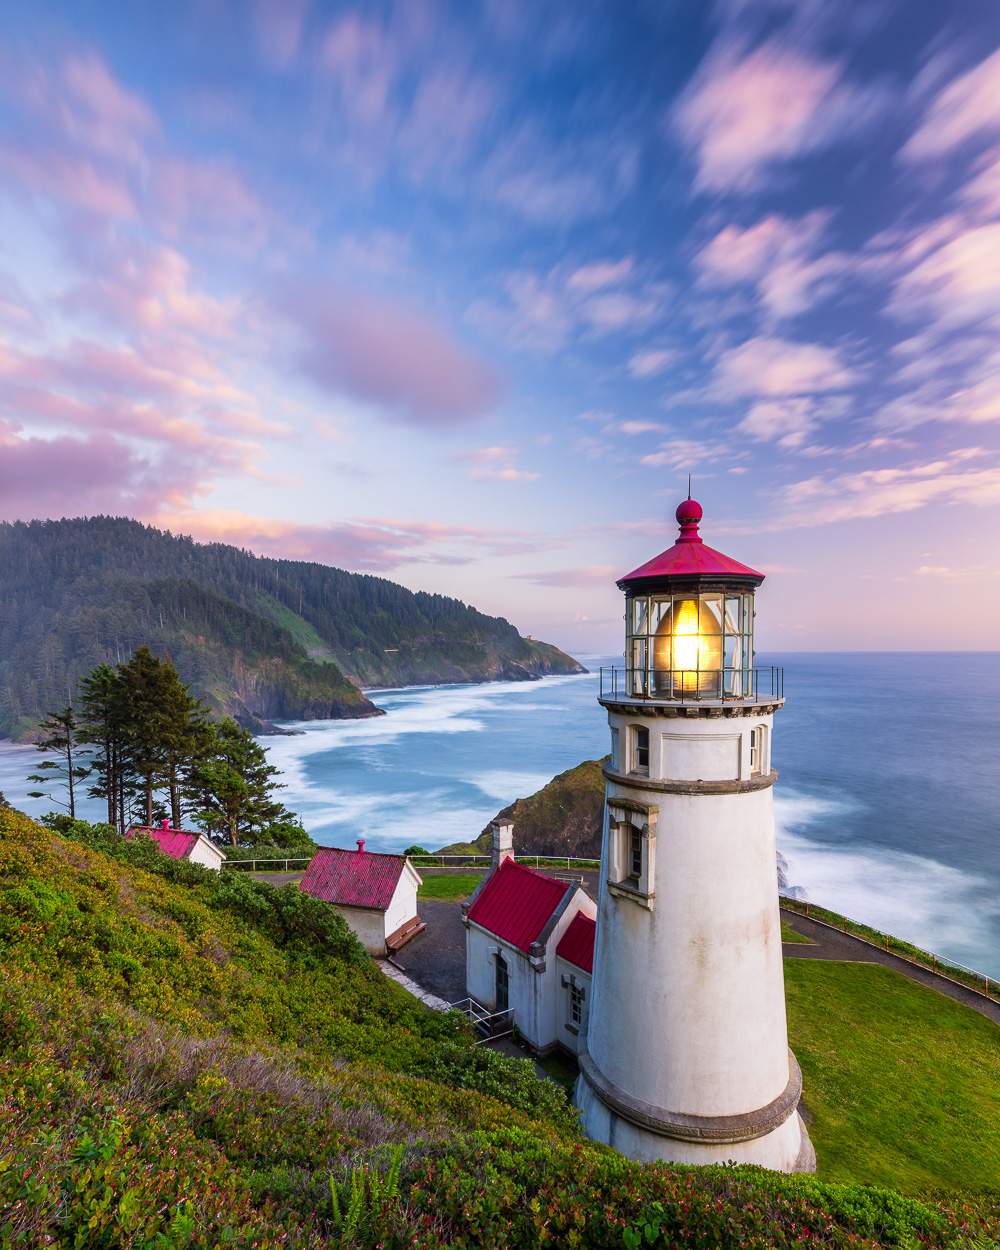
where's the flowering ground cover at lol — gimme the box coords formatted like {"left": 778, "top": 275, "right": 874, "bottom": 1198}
{"left": 2, "top": 806, "right": 999, "bottom": 1248}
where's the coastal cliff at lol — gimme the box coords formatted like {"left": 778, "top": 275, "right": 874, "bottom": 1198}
{"left": 0, "top": 517, "right": 582, "bottom": 739}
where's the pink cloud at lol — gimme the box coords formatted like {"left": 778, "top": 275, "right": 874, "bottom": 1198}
{"left": 276, "top": 281, "right": 502, "bottom": 426}
{"left": 903, "top": 48, "right": 1000, "bottom": 162}
{"left": 469, "top": 466, "right": 539, "bottom": 483}
{"left": 0, "top": 47, "right": 157, "bottom": 219}
{"left": 694, "top": 211, "right": 848, "bottom": 317}
{"left": 0, "top": 147, "right": 138, "bottom": 217}
{"left": 628, "top": 349, "right": 677, "bottom": 379}
{"left": 888, "top": 222, "right": 1000, "bottom": 331}
{"left": 451, "top": 444, "right": 540, "bottom": 482}
{"left": 155, "top": 508, "right": 553, "bottom": 571}
{"left": 0, "top": 429, "right": 192, "bottom": 522}
{"left": 675, "top": 41, "right": 842, "bottom": 192}
{"left": 149, "top": 158, "right": 269, "bottom": 239}
{"left": 254, "top": 0, "right": 311, "bottom": 70}
{"left": 738, "top": 398, "right": 819, "bottom": 448}
{"left": 566, "top": 258, "right": 635, "bottom": 293}
{"left": 763, "top": 450, "right": 1000, "bottom": 528}
{"left": 714, "top": 336, "right": 855, "bottom": 398}
{"left": 468, "top": 257, "right": 660, "bottom": 353}
{"left": 511, "top": 566, "right": 618, "bottom": 588}
{"left": 640, "top": 438, "right": 734, "bottom": 469}
{"left": 63, "top": 245, "right": 240, "bottom": 338}
{"left": 56, "top": 52, "right": 157, "bottom": 160}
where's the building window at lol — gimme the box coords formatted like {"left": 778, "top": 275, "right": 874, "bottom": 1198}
{"left": 610, "top": 728, "right": 620, "bottom": 771}
{"left": 570, "top": 982, "right": 585, "bottom": 1026}
{"left": 629, "top": 827, "right": 642, "bottom": 879}
{"left": 633, "top": 726, "right": 649, "bottom": 773}
{"left": 750, "top": 726, "right": 764, "bottom": 775}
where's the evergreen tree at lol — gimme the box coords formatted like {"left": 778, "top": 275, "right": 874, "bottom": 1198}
{"left": 183, "top": 718, "right": 286, "bottom": 847}
{"left": 77, "top": 664, "right": 127, "bottom": 831}
{"left": 26, "top": 706, "right": 90, "bottom": 818}
{"left": 117, "top": 647, "right": 180, "bottom": 828}
{"left": 156, "top": 655, "right": 208, "bottom": 827}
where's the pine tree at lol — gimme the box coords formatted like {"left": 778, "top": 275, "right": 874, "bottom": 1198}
{"left": 117, "top": 646, "right": 179, "bottom": 828}
{"left": 183, "top": 718, "right": 285, "bottom": 847}
{"left": 26, "top": 706, "right": 90, "bottom": 818}
{"left": 77, "top": 664, "right": 126, "bottom": 830}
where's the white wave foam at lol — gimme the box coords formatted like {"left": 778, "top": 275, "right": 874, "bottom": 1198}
{"left": 775, "top": 788, "right": 998, "bottom": 974}
{"left": 469, "top": 770, "right": 555, "bottom": 802}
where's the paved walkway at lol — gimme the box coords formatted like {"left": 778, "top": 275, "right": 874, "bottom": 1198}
{"left": 389, "top": 898, "right": 468, "bottom": 1005}
{"left": 781, "top": 908, "right": 1000, "bottom": 1027}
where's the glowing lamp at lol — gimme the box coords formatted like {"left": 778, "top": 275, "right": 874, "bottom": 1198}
{"left": 616, "top": 498, "right": 764, "bottom": 701}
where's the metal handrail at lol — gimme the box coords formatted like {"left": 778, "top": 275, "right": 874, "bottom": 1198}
{"left": 781, "top": 899, "right": 1000, "bottom": 1002}
{"left": 449, "top": 997, "right": 515, "bottom": 1044}
{"left": 599, "top": 665, "right": 783, "bottom": 703}
{"left": 223, "top": 853, "right": 601, "bottom": 872}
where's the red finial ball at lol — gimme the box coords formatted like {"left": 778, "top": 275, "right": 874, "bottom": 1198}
{"left": 676, "top": 497, "right": 703, "bottom": 525}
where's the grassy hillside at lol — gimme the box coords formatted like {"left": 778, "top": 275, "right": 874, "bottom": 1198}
{"left": 786, "top": 959, "right": 1000, "bottom": 1193}
{"left": 439, "top": 758, "right": 606, "bottom": 858}
{"left": 0, "top": 517, "right": 585, "bottom": 740}
{"left": 5, "top": 805, "right": 1000, "bottom": 1246}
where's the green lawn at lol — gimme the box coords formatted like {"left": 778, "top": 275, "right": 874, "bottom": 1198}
{"left": 785, "top": 958, "right": 1000, "bottom": 1193}
{"left": 781, "top": 917, "right": 816, "bottom": 944}
{"left": 418, "top": 872, "right": 484, "bottom": 901}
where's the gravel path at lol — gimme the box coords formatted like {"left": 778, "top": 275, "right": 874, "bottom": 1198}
{"left": 781, "top": 908, "right": 1000, "bottom": 1027}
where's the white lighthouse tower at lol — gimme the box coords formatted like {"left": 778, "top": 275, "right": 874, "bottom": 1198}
{"left": 575, "top": 497, "right": 814, "bottom": 1173}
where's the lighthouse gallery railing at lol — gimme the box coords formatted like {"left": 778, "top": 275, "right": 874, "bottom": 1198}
{"left": 599, "top": 665, "right": 783, "bottom": 702}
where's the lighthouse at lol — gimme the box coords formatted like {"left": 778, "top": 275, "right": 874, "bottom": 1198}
{"left": 575, "top": 498, "right": 814, "bottom": 1173}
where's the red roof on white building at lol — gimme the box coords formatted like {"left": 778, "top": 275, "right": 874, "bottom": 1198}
{"left": 299, "top": 845, "right": 406, "bottom": 911}
{"left": 556, "top": 911, "right": 596, "bottom": 974}
{"left": 618, "top": 498, "right": 763, "bottom": 587}
{"left": 130, "top": 822, "right": 220, "bottom": 861}
{"left": 466, "top": 858, "right": 569, "bottom": 951}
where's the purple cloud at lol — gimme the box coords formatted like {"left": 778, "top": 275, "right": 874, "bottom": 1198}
{"left": 275, "top": 280, "right": 502, "bottom": 426}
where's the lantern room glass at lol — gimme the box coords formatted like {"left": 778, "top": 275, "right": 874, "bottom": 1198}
{"left": 625, "top": 592, "right": 754, "bottom": 699}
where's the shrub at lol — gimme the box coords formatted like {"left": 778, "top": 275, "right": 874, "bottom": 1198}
{"left": 406, "top": 1042, "right": 579, "bottom": 1133}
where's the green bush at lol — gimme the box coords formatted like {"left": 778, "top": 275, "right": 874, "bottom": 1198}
{"left": 406, "top": 1042, "right": 579, "bottom": 1132}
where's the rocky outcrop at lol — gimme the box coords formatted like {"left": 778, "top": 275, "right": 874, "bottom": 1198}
{"left": 438, "top": 758, "right": 608, "bottom": 859}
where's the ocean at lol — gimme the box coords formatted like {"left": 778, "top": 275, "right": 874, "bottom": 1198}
{"left": 1, "top": 651, "right": 997, "bottom": 976}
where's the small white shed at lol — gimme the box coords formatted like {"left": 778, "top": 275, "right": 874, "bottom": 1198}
{"left": 132, "top": 820, "right": 227, "bottom": 872}
{"left": 298, "top": 840, "right": 424, "bottom": 956}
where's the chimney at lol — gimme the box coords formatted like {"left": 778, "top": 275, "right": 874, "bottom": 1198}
{"left": 356, "top": 838, "right": 366, "bottom": 854}
{"left": 491, "top": 818, "right": 514, "bottom": 873}
{"left": 161, "top": 819, "right": 170, "bottom": 830}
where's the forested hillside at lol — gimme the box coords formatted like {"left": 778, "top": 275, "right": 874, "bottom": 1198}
{"left": 0, "top": 517, "right": 584, "bottom": 740}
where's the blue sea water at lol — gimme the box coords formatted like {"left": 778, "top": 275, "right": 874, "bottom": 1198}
{"left": 1, "top": 652, "right": 997, "bottom": 976}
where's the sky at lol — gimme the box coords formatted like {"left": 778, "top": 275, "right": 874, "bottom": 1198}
{"left": 1, "top": 0, "right": 1000, "bottom": 654}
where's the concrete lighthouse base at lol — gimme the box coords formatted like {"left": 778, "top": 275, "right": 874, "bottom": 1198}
{"left": 575, "top": 1046, "right": 816, "bottom": 1174}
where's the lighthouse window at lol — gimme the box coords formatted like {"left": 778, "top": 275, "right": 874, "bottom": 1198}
{"left": 750, "top": 726, "right": 764, "bottom": 774}
{"left": 629, "top": 828, "right": 643, "bottom": 879}
{"left": 633, "top": 727, "right": 649, "bottom": 772}
{"left": 627, "top": 591, "right": 755, "bottom": 700}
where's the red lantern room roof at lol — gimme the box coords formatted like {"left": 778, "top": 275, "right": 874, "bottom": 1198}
{"left": 618, "top": 498, "right": 764, "bottom": 590}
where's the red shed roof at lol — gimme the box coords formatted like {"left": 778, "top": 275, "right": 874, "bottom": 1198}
{"left": 132, "top": 825, "right": 201, "bottom": 860}
{"left": 619, "top": 498, "right": 763, "bottom": 586}
{"left": 556, "top": 911, "right": 596, "bottom": 974}
{"left": 299, "top": 846, "right": 406, "bottom": 911}
{"left": 466, "top": 858, "right": 569, "bottom": 952}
